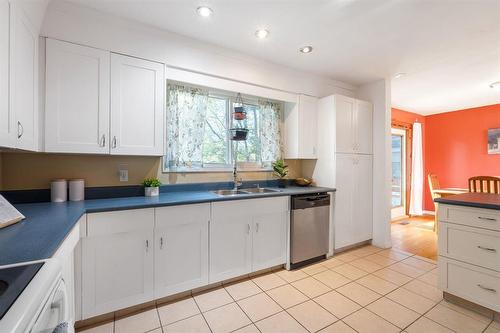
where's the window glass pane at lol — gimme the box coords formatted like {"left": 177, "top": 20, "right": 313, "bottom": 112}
{"left": 235, "top": 103, "right": 260, "bottom": 163}
{"left": 202, "top": 96, "right": 229, "bottom": 165}
{"left": 391, "top": 135, "right": 403, "bottom": 207}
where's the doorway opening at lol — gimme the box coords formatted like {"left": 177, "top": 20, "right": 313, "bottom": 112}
{"left": 391, "top": 128, "right": 406, "bottom": 220}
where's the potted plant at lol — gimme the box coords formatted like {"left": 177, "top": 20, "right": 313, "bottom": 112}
{"left": 272, "top": 159, "right": 289, "bottom": 188}
{"left": 143, "top": 178, "right": 161, "bottom": 197}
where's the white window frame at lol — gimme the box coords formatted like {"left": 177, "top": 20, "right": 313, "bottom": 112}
{"left": 163, "top": 83, "right": 283, "bottom": 173}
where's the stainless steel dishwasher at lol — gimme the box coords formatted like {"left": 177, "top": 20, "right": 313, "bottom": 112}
{"left": 290, "top": 193, "right": 330, "bottom": 269}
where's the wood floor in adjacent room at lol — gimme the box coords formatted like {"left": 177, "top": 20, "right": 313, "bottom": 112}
{"left": 391, "top": 215, "right": 438, "bottom": 261}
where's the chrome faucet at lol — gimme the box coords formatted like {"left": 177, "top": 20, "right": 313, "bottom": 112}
{"left": 233, "top": 164, "right": 242, "bottom": 190}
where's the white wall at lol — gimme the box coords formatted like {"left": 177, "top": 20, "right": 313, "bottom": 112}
{"left": 357, "top": 79, "right": 392, "bottom": 248}
{"left": 41, "top": 0, "right": 357, "bottom": 99}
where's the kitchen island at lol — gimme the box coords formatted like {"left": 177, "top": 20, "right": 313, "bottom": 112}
{"left": 435, "top": 192, "right": 500, "bottom": 314}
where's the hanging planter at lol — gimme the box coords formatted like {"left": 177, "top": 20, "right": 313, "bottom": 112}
{"left": 233, "top": 93, "right": 246, "bottom": 120}
{"left": 230, "top": 128, "right": 249, "bottom": 141}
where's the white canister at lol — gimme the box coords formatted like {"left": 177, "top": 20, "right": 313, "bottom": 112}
{"left": 69, "top": 179, "right": 85, "bottom": 201}
{"left": 51, "top": 179, "right": 67, "bottom": 202}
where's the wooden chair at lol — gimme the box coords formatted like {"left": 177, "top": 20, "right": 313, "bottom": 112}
{"left": 468, "top": 176, "right": 500, "bottom": 194}
{"left": 427, "top": 174, "right": 440, "bottom": 232}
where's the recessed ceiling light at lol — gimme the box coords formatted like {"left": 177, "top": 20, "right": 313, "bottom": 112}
{"left": 197, "top": 6, "right": 213, "bottom": 17}
{"left": 394, "top": 72, "right": 406, "bottom": 79}
{"left": 489, "top": 81, "right": 500, "bottom": 90}
{"left": 299, "top": 46, "right": 313, "bottom": 53}
{"left": 255, "top": 29, "right": 269, "bottom": 39}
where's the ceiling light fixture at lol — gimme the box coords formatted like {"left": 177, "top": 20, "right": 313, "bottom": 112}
{"left": 197, "top": 6, "right": 213, "bottom": 17}
{"left": 299, "top": 46, "right": 313, "bottom": 53}
{"left": 394, "top": 72, "right": 406, "bottom": 79}
{"left": 255, "top": 29, "right": 269, "bottom": 39}
{"left": 489, "top": 81, "right": 500, "bottom": 90}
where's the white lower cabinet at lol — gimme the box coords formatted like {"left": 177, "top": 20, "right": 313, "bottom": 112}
{"left": 439, "top": 204, "right": 500, "bottom": 313}
{"left": 334, "top": 153, "right": 373, "bottom": 249}
{"left": 81, "top": 198, "right": 289, "bottom": 318}
{"left": 154, "top": 204, "right": 209, "bottom": 299}
{"left": 82, "top": 209, "right": 154, "bottom": 318}
{"left": 210, "top": 197, "right": 288, "bottom": 283}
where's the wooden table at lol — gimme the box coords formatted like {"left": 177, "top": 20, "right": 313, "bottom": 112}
{"left": 433, "top": 188, "right": 468, "bottom": 197}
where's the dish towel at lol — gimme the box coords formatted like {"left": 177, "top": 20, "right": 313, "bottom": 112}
{"left": 409, "top": 122, "right": 423, "bottom": 215}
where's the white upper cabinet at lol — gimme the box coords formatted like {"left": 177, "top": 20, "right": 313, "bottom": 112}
{"left": 45, "top": 39, "right": 165, "bottom": 155}
{"left": 354, "top": 99, "right": 373, "bottom": 154}
{"left": 45, "top": 39, "right": 110, "bottom": 154}
{"left": 335, "top": 95, "right": 373, "bottom": 154}
{"left": 0, "top": 0, "right": 13, "bottom": 147}
{"left": 284, "top": 94, "right": 318, "bottom": 159}
{"left": 9, "top": 3, "right": 38, "bottom": 151}
{"left": 110, "top": 54, "right": 164, "bottom": 155}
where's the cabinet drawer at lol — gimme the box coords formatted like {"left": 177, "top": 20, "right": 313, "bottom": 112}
{"left": 87, "top": 208, "right": 154, "bottom": 236}
{"left": 440, "top": 222, "right": 500, "bottom": 271}
{"left": 438, "top": 205, "right": 500, "bottom": 231}
{"left": 155, "top": 203, "right": 210, "bottom": 229}
{"left": 440, "top": 257, "right": 500, "bottom": 312}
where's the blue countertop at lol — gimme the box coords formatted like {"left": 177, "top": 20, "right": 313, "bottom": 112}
{"left": 0, "top": 186, "right": 334, "bottom": 266}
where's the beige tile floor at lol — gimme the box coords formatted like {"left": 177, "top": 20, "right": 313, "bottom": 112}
{"left": 79, "top": 245, "right": 499, "bottom": 333}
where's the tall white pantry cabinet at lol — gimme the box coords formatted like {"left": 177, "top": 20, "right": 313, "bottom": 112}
{"left": 313, "top": 94, "right": 373, "bottom": 250}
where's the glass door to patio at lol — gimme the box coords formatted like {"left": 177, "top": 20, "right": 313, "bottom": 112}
{"left": 391, "top": 128, "right": 406, "bottom": 219}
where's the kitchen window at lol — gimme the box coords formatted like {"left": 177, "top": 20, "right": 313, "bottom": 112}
{"left": 164, "top": 83, "right": 283, "bottom": 172}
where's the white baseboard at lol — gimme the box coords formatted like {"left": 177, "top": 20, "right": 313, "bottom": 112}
{"left": 423, "top": 210, "right": 436, "bottom": 216}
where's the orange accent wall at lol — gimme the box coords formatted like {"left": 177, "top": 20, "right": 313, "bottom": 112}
{"left": 424, "top": 104, "right": 500, "bottom": 211}
{"left": 393, "top": 104, "right": 500, "bottom": 213}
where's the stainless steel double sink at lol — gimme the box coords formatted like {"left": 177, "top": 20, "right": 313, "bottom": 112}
{"left": 212, "top": 188, "right": 281, "bottom": 196}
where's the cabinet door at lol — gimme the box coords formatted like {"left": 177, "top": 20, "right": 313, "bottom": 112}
{"left": 10, "top": 4, "right": 38, "bottom": 151}
{"left": 351, "top": 154, "right": 373, "bottom": 243}
{"left": 45, "top": 39, "right": 110, "bottom": 154}
{"left": 154, "top": 204, "right": 209, "bottom": 298}
{"left": 110, "top": 54, "right": 164, "bottom": 156}
{"left": 335, "top": 95, "right": 355, "bottom": 154}
{"left": 0, "top": 0, "right": 14, "bottom": 148}
{"left": 334, "top": 153, "right": 355, "bottom": 249}
{"left": 298, "top": 94, "right": 318, "bottom": 158}
{"left": 252, "top": 211, "right": 287, "bottom": 271}
{"left": 210, "top": 201, "right": 252, "bottom": 283}
{"left": 82, "top": 209, "right": 154, "bottom": 319}
{"left": 355, "top": 100, "right": 373, "bottom": 154}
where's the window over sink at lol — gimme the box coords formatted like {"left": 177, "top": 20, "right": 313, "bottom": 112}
{"left": 164, "top": 82, "right": 283, "bottom": 172}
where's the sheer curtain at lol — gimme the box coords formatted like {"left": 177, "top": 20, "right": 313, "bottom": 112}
{"left": 409, "top": 122, "right": 423, "bottom": 215}
{"left": 259, "top": 100, "right": 283, "bottom": 164}
{"left": 166, "top": 84, "right": 208, "bottom": 170}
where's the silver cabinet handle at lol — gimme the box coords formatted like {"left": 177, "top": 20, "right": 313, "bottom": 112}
{"left": 112, "top": 136, "right": 117, "bottom": 148}
{"left": 160, "top": 237, "right": 164, "bottom": 250}
{"left": 477, "top": 284, "right": 496, "bottom": 293}
{"left": 256, "top": 223, "right": 259, "bottom": 233}
{"left": 17, "top": 121, "right": 23, "bottom": 138}
{"left": 99, "top": 134, "right": 106, "bottom": 147}
{"left": 247, "top": 224, "right": 250, "bottom": 234}
{"left": 478, "top": 217, "right": 497, "bottom": 222}
{"left": 146, "top": 240, "right": 149, "bottom": 252}
{"left": 477, "top": 246, "right": 496, "bottom": 252}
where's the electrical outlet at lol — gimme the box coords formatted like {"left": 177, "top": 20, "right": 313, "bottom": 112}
{"left": 119, "top": 169, "right": 128, "bottom": 182}
{"left": 118, "top": 164, "right": 128, "bottom": 182}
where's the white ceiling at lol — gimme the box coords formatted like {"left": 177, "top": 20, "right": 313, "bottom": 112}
{"left": 64, "top": 0, "right": 500, "bottom": 115}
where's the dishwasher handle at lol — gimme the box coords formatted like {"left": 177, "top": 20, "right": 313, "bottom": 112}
{"left": 292, "top": 194, "right": 330, "bottom": 209}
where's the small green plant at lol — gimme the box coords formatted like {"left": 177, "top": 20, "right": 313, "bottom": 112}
{"left": 272, "top": 159, "right": 289, "bottom": 179}
{"left": 142, "top": 178, "right": 161, "bottom": 188}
